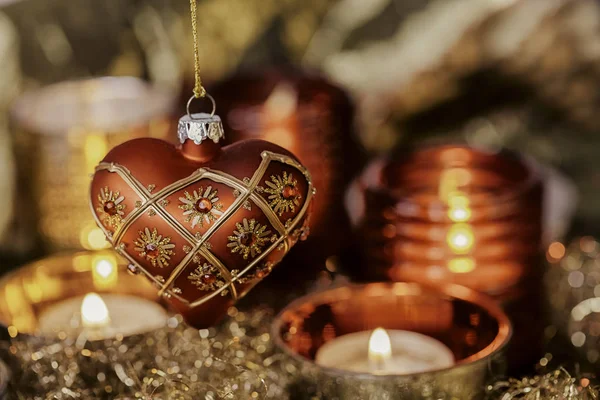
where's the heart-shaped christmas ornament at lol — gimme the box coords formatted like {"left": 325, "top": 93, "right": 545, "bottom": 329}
{"left": 89, "top": 109, "right": 314, "bottom": 328}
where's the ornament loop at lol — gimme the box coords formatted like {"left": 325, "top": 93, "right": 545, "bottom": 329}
{"left": 187, "top": 94, "right": 216, "bottom": 119}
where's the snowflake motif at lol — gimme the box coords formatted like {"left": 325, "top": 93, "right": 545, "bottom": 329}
{"left": 96, "top": 187, "right": 126, "bottom": 229}
{"left": 227, "top": 218, "right": 272, "bottom": 260}
{"left": 188, "top": 263, "right": 226, "bottom": 293}
{"left": 259, "top": 172, "right": 302, "bottom": 216}
{"left": 134, "top": 227, "right": 176, "bottom": 268}
{"left": 178, "top": 186, "right": 224, "bottom": 229}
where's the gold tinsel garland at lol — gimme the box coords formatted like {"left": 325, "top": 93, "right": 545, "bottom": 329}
{"left": 2, "top": 308, "right": 288, "bottom": 400}
{"left": 487, "top": 369, "right": 598, "bottom": 400}
{"left": 3, "top": 305, "right": 600, "bottom": 399}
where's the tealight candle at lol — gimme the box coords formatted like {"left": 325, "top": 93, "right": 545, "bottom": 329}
{"left": 273, "top": 282, "right": 512, "bottom": 399}
{"left": 37, "top": 292, "right": 167, "bottom": 340}
{"left": 0, "top": 249, "right": 170, "bottom": 351}
{"left": 316, "top": 327, "right": 454, "bottom": 374}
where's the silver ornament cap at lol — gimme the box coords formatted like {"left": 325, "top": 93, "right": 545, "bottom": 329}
{"left": 177, "top": 112, "right": 225, "bottom": 145}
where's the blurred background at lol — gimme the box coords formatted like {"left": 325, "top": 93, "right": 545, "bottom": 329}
{"left": 2, "top": 0, "right": 600, "bottom": 373}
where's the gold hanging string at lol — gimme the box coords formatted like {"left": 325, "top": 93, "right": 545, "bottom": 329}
{"left": 190, "top": 0, "right": 206, "bottom": 98}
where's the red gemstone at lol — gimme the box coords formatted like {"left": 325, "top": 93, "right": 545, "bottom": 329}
{"left": 201, "top": 273, "right": 216, "bottom": 284}
{"left": 104, "top": 201, "right": 117, "bottom": 215}
{"left": 145, "top": 243, "right": 159, "bottom": 258}
{"left": 240, "top": 233, "right": 255, "bottom": 246}
{"left": 255, "top": 267, "right": 268, "bottom": 278}
{"left": 195, "top": 198, "right": 213, "bottom": 213}
{"left": 282, "top": 184, "right": 297, "bottom": 199}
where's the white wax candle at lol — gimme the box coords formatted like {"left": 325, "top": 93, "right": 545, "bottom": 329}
{"left": 37, "top": 293, "right": 167, "bottom": 339}
{"left": 315, "top": 328, "right": 455, "bottom": 375}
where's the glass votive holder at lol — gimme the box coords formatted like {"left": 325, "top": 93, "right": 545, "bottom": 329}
{"left": 272, "top": 282, "right": 511, "bottom": 399}
{"left": 0, "top": 11, "right": 20, "bottom": 255}
{"left": 10, "top": 77, "right": 176, "bottom": 251}
{"left": 346, "top": 144, "right": 544, "bottom": 370}
{"left": 349, "top": 145, "right": 543, "bottom": 290}
{"left": 0, "top": 250, "right": 167, "bottom": 339}
{"left": 0, "top": 250, "right": 176, "bottom": 397}
{"left": 211, "top": 68, "right": 364, "bottom": 289}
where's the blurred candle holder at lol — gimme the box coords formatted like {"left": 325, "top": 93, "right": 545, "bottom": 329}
{"left": 346, "top": 144, "right": 544, "bottom": 370}
{"left": 211, "top": 68, "right": 363, "bottom": 268}
{"left": 0, "top": 251, "right": 289, "bottom": 399}
{"left": 11, "top": 77, "right": 176, "bottom": 251}
{"left": 0, "top": 11, "right": 19, "bottom": 254}
{"left": 0, "top": 250, "right": 171, "bottom": 397}
{"left": 272, "top": 282, "right": 511, "bottom": 400}
{"left": 0, "top": 250, "right": 167, "bottom": 339}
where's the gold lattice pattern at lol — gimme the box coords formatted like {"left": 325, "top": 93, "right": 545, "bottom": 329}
{"left": 92, "top": 151, "right": 313, "bottom": 309}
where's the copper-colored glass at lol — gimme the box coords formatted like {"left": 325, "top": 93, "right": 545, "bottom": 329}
{"left": 211, "top": 68, "right": 363, "bottom": 265}
{"left": 347, "top": 145, "right": 544, "bottom": 370}
{"left": 273, "top": 282, "right": 511, "bottom": 399}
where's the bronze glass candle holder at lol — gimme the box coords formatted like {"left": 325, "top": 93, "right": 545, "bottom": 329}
{"left": 350, "top": 145, "right": 543, "bottom": 287}
{"left": 272, "top": 282, "right": 511, "bottom": 400}
{"left": 346, "top": 145, "right": 544, "bottom": 370}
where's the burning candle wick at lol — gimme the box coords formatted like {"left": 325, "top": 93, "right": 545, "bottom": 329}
{"left": 80, "top": 292, "right": 110, "bottom": 329}
{"left": 368, "top": 327, "right": 392, "bottom": 372}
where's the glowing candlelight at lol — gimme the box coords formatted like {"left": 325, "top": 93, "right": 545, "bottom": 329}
{"left": 94, "top": 261, "right": 113, "bottom": 279}
{"left": 368, "top": 327, "right": 392, "bottom": 371}
{"left": 91, "top": 256, "right": 118, "bottom": 290}
{"left": 447, "top": 223, "right": 474, "bottom": 254}
{"left": 315, "top": 327, "right": 454, "bottom": 375}
{"left": 38, "top": 293, "right": 167, "bottom": 339}
{"left": 80, "top": 293, "right": 110, "bottom": 329}
{"left": 447, "top": 192, "right": 472, "bottom": 223}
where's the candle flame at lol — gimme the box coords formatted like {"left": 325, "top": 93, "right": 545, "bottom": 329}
{"left": 81, "top": 293, "right": 110, "bottom": 328}
{"left": 369, "top": 327, "right": 392, "bottom": 363}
